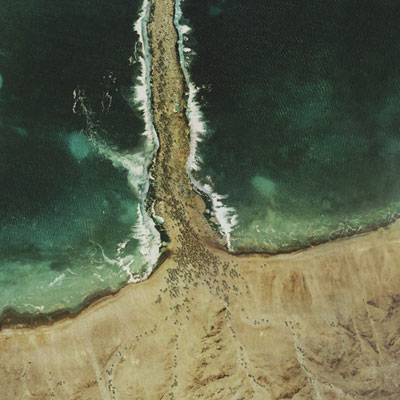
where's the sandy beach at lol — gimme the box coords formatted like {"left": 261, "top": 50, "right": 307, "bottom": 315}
{"left": 1, "top": 0, "right": 400, "bottom": 399}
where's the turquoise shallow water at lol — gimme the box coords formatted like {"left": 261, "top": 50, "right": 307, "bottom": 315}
{"left": 179, "top": 0, "right": 400, "bottom": 252}
{"left": 0, "top": 0, "right": 160, "bottom": 314}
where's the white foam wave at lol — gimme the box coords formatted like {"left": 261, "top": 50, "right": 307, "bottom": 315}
{"left": 134, "top": 0, "right": 159, "bottom": 144}
{"left": 151, "top": 200, "right": 165, "bottom": 224}
{"left": 173, "top": 17, "right": 206, "bottom": 172}
{"left": 23, "top": 304, "right": 45, "bottom": 313}
{"left": 70, "top": 0, "right": 163, "bottom": 281}
{"left": 131, "top": 202, "right": 162, "bottom": 282}
{"left": 89, "top": 137, "right": 162, "bottom": 282}
{"left": 194, "top": 180, "right": 238, "bottom": 251}
{"left": 49, "top": 273, "right": 66, "bottom": 288}
{"left": 130, "top": 0, "right": 164, "bottom": 280}
{"left": 174, "top": 0, "right": 239, "bottom": 250}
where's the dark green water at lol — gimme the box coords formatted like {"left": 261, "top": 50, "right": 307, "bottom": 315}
{"left": 179, "top": 0, "right": 400, "bottom": 252}
{"left": 0, "top": 0, "right": 160, "bottom": 314}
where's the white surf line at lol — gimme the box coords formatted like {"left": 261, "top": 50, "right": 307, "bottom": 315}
{"left": 89, "top": 139, "right": 162, "bottom": 283}
{"left": 69, "top": 0, "right": 163, "bottom": 283}
{"left": 173, "top": 0, "right": 238, "bottom": 251}
{"left": 49, "top": 273, "right": 66, "bottom": 288}
{"left": 151, "top": 199, "right": 164, "bottom": 224}
{"left": 134, "top": 0, "right": 159, "bottom": 150}
{"left": 129, "top": 0, "right": 163, "bottom": 280}
{"left": 93, "top": 0, "right": 163, "bottom": 283}
{"left": 23, "top": 304, "right": 45, "bottom": 313}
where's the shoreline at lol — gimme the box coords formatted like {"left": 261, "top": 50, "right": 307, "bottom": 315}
{"left": 0, "top": 249, "right": 171, "bottom": 330}
{"left": 0, "top": 215, "right": 393, "bottom": 330}
{"left": 1, "top": 2, "right": 400, "bottom": 396}
{"left": 174, "top": 0, "right": 239, "bottom": 249}
{"left": 1, "top": 214, "right": 400, "bottom": 397}
{"left": 1, "top": 0, "right": 400, "bottom": 326}
{"left": 0, "top": 215, "right": 394, "bottom": 329}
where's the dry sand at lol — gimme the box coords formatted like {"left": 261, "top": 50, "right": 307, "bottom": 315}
{"left": 1, "top": 0, "right": 400, "bottom": 399}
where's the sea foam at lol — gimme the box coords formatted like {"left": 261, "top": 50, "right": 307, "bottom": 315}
{"left": 71, "top": 0, "right": 162, "bottom": 282}
{"left": 174, "top": 0, "right": 238, "bottom": 250}
{"left": 88, "top": 139, "right": 162, "bottom": 282}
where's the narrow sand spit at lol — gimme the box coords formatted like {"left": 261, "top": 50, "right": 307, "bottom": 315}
{"left": 1, "top": 1, "right": 400, "bottom": 399}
